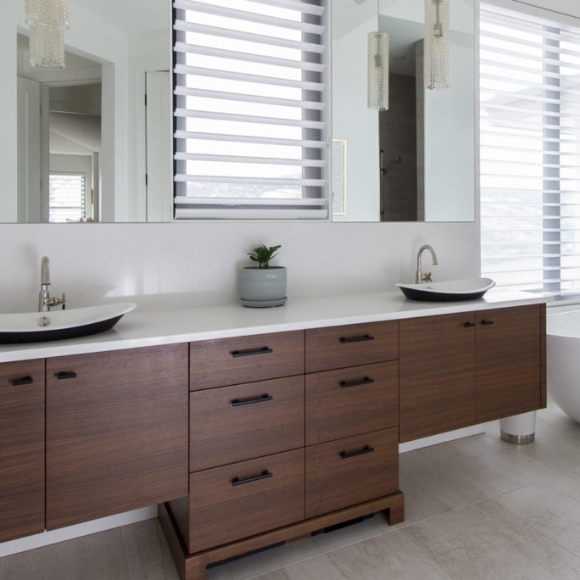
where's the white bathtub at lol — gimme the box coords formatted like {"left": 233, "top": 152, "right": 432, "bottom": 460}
{"left": 547, "top": 306, "right": 580, "bottom": 423}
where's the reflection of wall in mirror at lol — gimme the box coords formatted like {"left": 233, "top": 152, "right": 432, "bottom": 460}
{"left": 332, "top": 8, "right": 380, "bottom": 223}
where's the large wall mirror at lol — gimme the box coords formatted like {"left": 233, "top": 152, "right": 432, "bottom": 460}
{"left": 7, "top": 0, "right": 475, "bottom": 223}
{"left": 332, "top": 0, "right": 475, "bottom": 222}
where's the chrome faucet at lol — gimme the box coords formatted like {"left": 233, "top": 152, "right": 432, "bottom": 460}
{"left": 415, "top": 245, "right": 439, "bottom": 284}
{"left": 38, "top": 256, "right": 66, "bottom": 312}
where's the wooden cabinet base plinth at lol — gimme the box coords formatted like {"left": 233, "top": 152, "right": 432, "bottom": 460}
{"left": 159, "top": 492, "right": 405, "bottom": 580}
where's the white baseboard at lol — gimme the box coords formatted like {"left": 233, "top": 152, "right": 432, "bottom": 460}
{"left": 399, "top": 424, "right": 486, "bottom": 453}
{"left": 0, "top": 506, "right": 157, "bottom": 558}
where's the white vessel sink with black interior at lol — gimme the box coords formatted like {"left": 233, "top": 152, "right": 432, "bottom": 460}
{"left": 397, "top": 278, "right": 496, "bottom": 302}
{"left": 0, "top": 303, "right": 136, "bottom": 344}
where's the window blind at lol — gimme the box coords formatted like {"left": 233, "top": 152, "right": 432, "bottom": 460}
{"left": 49, "top": 173, "right": 87, "bottom": 223}
{"left": 480, "top": 3, "right": 580, "bottom": 296}
{"left": 173, "top": 0, "right": 328, "bottom": 220}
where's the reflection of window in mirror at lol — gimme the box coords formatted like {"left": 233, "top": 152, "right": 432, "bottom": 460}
{"left": 173, "top": 0, "right": 328, "bottom": 220}
{"left": 49, "top": 172, "right": 88, "bottom": 223}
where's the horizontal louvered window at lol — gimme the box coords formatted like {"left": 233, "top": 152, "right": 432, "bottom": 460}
{"left": 480, "top": 2, "right": 580, "bottom": 297}
{"left": 173, "top": 0, "right": 328, "bottom": 220}
{"left": 49, "top": 173, "right": 87, "bottom": 224}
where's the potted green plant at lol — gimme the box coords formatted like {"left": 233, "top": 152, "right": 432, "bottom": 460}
{"left": 240, "top": 244, "right": 287, "bottom": 307}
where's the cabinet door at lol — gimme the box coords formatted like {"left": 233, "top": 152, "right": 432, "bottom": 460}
{"left": 0, "top": 360, "right": 45, "bottom": 543}
{"left": 400, "top": 313, "right": 476, "bottom": 442}
{"left": 476, "top": 304, "right": 545, "bottom": 422}
{"left": 46, "top": 344, "right": 188, "bottom": 530}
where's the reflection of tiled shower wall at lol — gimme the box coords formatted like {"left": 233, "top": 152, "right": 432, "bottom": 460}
{"left": 379, "top": 74, "right": 418, "bottom": 221}
{"left": 415, "top": 40, "right": 425, "bottom": 221}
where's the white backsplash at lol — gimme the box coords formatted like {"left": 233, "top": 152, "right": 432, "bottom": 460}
{"left": 0, "top": 221, "right": 478, "bottom": 313}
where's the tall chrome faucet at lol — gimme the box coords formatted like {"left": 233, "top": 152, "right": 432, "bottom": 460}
{"left": 415, "top": 245, "right": 439, "bottom": 284}
{"left": 38, "top": 256, "right": 66, "bottom": 312}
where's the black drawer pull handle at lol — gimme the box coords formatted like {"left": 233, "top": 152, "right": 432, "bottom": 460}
{"left": 232, "top": 469, "right": 272, "bottom": 487}
{"left": 56, "top": 371, "right": 78, "bottom": 380}
{"left": 339, "top": 334, "right": 374, "bottom": 344}
{"left": 464, "top": 322, "right": 475, "bottom": 328}
{"left": 481, "top": 320, "right": 495, "bottom": 326}
{"left": 339, "top": 444, "right": 374, "bottom": 460}
{"left": 232, "top": 394, "right": 273, "bottom": 407}
{"left": 10, "top": 376, "right": 34, "bottom": 386}
{"left": 340, "top": 377, "right": 375, "bottom": 388}
{"left": 231, "top": 347, "right": 273, "bottom": 358}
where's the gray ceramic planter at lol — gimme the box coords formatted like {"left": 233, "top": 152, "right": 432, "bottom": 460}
{"left": 240, "top": 267, "right": 287, "bottom": 307}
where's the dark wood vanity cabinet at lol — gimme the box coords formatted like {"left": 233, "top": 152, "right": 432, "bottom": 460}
{"left": 46, "top": 344, "right": 189, "bottom": 530}
{"left": 400, "top": 304, "right": 546, "bottom": 443}
{"left": 164, "top": 324, "right": 403, "bottom": 580}
{"left": 0, "top": 301, "right": 547, "bottom": 580}
{"left": 0, "top": 359, "right": 45, "bottom": 543}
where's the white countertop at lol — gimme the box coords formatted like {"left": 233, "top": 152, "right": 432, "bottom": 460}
{"left": 0, "top": 289, "right": 550, "bottom": 363}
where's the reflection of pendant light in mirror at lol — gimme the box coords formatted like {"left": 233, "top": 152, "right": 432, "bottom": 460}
{"left": 424, "top": 0, "right": 450, "bottom": 89}
{"left": 25, "top": 0, "right": 69, "bottom": 70}
{"left": 367, "top": 31, "right": 389, "bottom": 110}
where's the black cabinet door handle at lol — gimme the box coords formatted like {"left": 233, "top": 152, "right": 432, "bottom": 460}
{"left": 56, "top": 371, "right": 78, "bottom": 380}
{"left": 231, "top": 394, "right": 273, "bottom": 407}
{"left": 339, "top": 377, "right": 375, "bottom": 388}
{"left": 481, "top": 320, "right": 495, "bottom": 326}
{"left": 339, "top": 444, "right": 374, "bottom": 460}
{"left": 231, "top": 347, "right": 273, "bottom": 357}
{"left": 339, "top": 334, "right": 374, "bottom": 344}
{"left": 231, "top": 469, "right": 272, "bottom": 486}
{"left": 464, "top": 322, "right": 475, "bottom": 328}
{"left": 10, "top": 376, "right": 34, "bottom": 386}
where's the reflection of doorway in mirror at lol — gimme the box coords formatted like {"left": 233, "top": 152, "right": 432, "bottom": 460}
{"left": 48, "top": 83, "right": 102, "bottom": 222}
{"left": 16, "top": 34, "right": 103, "bottom": 223}
{"left": 332, "top": 139, "right": 347, "bottom": 216}
{"left": 379, "top": 73, "right": 418, "bottom": 222}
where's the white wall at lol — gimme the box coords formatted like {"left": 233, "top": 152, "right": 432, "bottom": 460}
{"left": 0, "top": 222, "right": 479, "bottom": 313}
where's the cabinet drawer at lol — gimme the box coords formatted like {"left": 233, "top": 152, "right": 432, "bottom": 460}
{"left": 188, "top": 449, "right": 304, "bottom": 552}
{"left": 306, "top": 361, "right": 398, "bottom": 446}
{"left": 190, "top": 376, "right": 305, "bottom": 471}
{"left": 305, "top": 428, "right": 398, "bottom": 519}
{"left": 305, "top": 322, "right": 398, "bottom": 373}
{"left": 190, "top": 331, "right": 304, "bottom": 390}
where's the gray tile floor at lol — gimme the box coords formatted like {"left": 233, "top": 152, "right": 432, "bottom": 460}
{"left": 2, "top": 401, "right": 580, "bottom": 580}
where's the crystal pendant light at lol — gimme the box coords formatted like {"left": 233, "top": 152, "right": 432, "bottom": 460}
{"left": 25, "top": 0, "right": 69, "bottom": 70}
{"left": 424, "top": 0, "right": 450, "bottom": 89}
{"left": 367, "top": 31, "right": 389, "bottom": 110}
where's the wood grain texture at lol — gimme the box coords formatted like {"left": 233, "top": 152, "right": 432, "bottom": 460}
{"left": 187, "top": 449, "right": 305, "bottom": 553}
{"left": 0, "top": 359, "right": 45, "bottom": 543}
{"left": 305, "top": 361, "right": 398, "bottom": 446}
{"left": 540, "top": 303, "right": 547, "bottom": 408}
{"left": 400, "top": 313, "right": 476, "bottom": 442}
{"left": 305, "top": 428, "right": 399, "bottom": 519}
{"left": 189, "top": 331, "right": 304, "bottom": 390}
{"left": 190, "top": 376, "right": 305, "bottom": 471}
{"left": 305, "top": 321, "right": 399, "bottom": 373}
{"left": 161, "top": 493, "right": 404, "bottom": 580}
{"left": 46, "top": 344, "right": 189, "bottom": 530}
{"left": 476, "top": 304, "right": 544, "bottom": 422}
